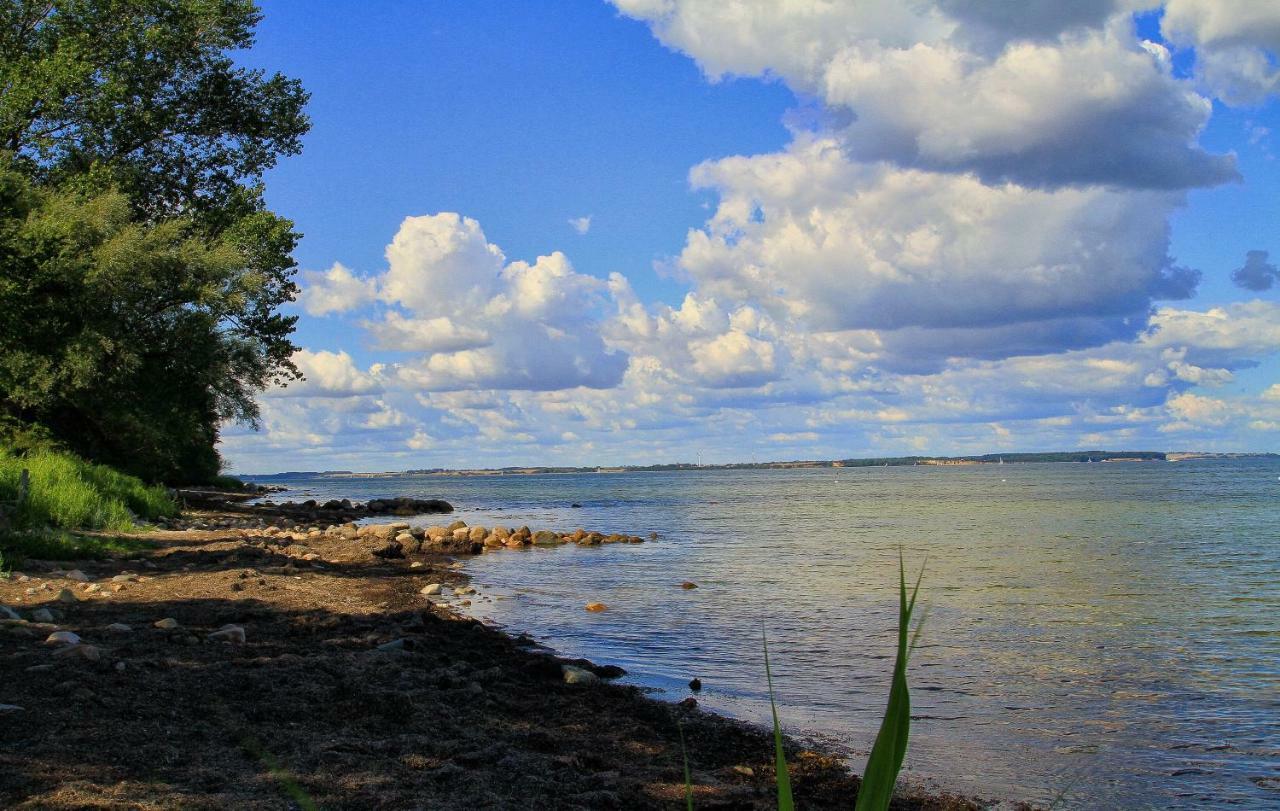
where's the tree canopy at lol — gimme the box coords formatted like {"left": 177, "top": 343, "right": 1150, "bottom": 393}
{"left": 0, "top": 0, "right": 309, "bottom": 482}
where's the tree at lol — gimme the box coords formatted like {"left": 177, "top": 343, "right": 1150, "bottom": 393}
{"left": 0, "top": 0, "right": 309, "bottom": 482}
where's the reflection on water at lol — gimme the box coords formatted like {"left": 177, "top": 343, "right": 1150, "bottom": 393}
{"left": 258, "top": 461, "right": 1280, "bottom": 809}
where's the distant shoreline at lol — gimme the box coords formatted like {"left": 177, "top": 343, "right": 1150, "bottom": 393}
{"left": 239, "top": 450, "right": 1278, "bottom": 479}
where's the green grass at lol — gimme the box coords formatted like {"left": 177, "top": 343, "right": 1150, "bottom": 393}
{"left": 762, "top": 628, "right": 795, "bottom": 810}
{"left": 743, "top": 556, "right": 924, "bottom": 811}
{"left": 854, "top": 552, "right": 926, "bottom": 811}
{"left": 0, "top": 528, "right": 156, "bottom": 563}
{"left": 0, "top": 446, "right": 176, "bottom": 533}
{"left": 678, "top": 720, "right": 694, "bottom": 811}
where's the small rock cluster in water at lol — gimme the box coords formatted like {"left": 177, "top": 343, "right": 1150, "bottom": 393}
{"left": 339, "top": 519, "right": 651, "bottom": 559}
{"left": 156, "top": 514, "right": 653, "bottom": 560}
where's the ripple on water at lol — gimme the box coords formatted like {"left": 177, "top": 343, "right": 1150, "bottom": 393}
{"left": 258, "top": 461, "right": 1280, "bottom": 809}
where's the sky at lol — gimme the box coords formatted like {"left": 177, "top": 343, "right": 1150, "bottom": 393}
{"left": 224, "top": 0, "right": 1280, "bottom": 473}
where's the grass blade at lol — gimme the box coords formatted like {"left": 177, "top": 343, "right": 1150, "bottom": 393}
{"left": 854, "top": 550, "right": 924, "bottom": 811}
{"left": 678, "top": 720, "right": 694, "bottom": 810}
{"left": 762, "top": 627, "right": 794, "bottom": 811}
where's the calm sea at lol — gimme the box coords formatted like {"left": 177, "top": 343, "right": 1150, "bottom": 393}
{"left": 251, "top": 461, "right": 1280, "bottom": 809}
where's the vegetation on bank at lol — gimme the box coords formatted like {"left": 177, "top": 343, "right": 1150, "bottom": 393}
{"left": 0, "top": 0, "right": 310, "bottom": 484}
{"left": 0, "top": 448, "right": 175, "bottom": 534}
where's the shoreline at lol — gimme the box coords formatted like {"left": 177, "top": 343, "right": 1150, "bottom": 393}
{"left": 0, "top": 498, "right": 1024, "bottom": 809}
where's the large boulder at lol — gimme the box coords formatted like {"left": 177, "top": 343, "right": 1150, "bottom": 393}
{"left": 532, "top": 530, "right": 561, "bottom": 546}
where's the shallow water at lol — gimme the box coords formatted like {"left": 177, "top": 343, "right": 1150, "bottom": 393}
{"left": 255, "top": 461, "right": 1280, "bottom": 808}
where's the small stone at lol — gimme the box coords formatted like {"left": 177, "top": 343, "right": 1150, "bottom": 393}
{"left": 53, "top": 643, "right": 101, "bottom": 662}
{"left": 377, "top": 638, "right": 406, "bottom": 652}
{"left": 681, "top": 582, "right": 698, "bottom": 590}
{"left": 111, "top": 574, "right": 136, "bottom": 583}
{"left": 0, "top": 704, "right": 22, "bottom": 713}
{"left": 207, "top": 624, "right": 246, "bottom": 643}
{"left": 409, "top": 561, "right": 425, "bottom": 569}
{"left": 420, "top": 583, "right": 443, "bottom": 596}
{"left": 370, "top": 540, "right": 404, "bottom": 559}
{"left": 562, "top": 665, "right": 599, "bottom": 685}
{"left": 84, "top": 583, "right": 102, "bottom": 593}
{"left": 44, "top": 630, "right": 82, "bottom": 646}
{"left": 64, "top": 570, "right": 89, "bottom": 583}
{"left": 56, "top": 589, "right": 78, "bottom": 604}
{"left": 455, "top": 585, "right": 476, "bottom": 595}
{"left": 31, "top": 608, "right": 53, "bottom": 623}
{"left": 154, "top": 618, "right": 180, "bottom": 630}
{"left": 115, "top": 661, "right": 126, "bottom": 672}
{"left": 0, "top": 605, "right": 20, "bottom": 620}
{"left": 732, "top": 765, "right": 754, "bottom": 777}
{"left": 105, "top": 623, "right": 133, "bottom": 633}
{"left": 584, "top": 602, "right": 608, "bottom": 612}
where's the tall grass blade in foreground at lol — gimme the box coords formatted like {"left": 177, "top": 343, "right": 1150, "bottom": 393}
{"left": 762, "top": 627, "right": 794, "bottom": 811}
{"left": 854, "top": 551, "right": 925, "bottom": 811}
{"left": 678, "top": 720, "right": 694, "bottom": 810}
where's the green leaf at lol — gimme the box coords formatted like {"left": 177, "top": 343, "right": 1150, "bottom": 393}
{"left": 678, "top": 720, "right": 694, "bottom": 811}
{"left": 855, "top": 550, "right": 924, "bottom": 811}
{"left": 762, "top": 627, "right": 794, "bottom": 811}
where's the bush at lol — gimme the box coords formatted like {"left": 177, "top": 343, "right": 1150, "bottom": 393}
{"left": 208, "top": 474, "right": 248, "bottom": 491}
{"left": 0, "top": 447, "right": 177, "bottom": 533}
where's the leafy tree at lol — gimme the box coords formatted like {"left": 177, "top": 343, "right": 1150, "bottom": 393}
{"left": 0, "top": 0, "right": 309, "bottom": 482}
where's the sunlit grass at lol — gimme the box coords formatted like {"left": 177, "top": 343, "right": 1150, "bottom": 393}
{"left": 682, "top": 556, "right": 926, "bottom": 810}
{"left": 762, "top": 627, "right": 795, "bottom": 810}
{"left": 0, "top": 446, "right": 176, "bottom": 532}
{"left": 854, "top": 551, "right": 925, "bottom": 811}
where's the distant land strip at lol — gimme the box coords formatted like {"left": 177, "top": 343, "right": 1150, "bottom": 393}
{"left": 243, "top": 451, "right": 1278, "bottom": 479}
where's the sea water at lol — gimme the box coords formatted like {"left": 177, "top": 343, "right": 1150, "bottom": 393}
{"left": 253, "top": 460, "right": 1280, "bottom": 809}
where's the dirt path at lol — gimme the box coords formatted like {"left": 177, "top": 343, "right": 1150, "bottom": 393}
{"left": 0, "top": 512, "right": 998, "bottom": 809}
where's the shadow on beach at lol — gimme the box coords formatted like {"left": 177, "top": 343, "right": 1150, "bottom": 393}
{"left": 0, "top": 523, "right": 994, "bottom": 810}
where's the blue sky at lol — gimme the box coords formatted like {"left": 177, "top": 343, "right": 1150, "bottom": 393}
{"left": 225, "top": 1, "right": 1280, "bottom": 473}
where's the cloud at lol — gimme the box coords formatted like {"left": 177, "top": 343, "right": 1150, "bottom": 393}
{"left": 334, "top": 213, "right": 627, "bottom": 392}
{"left": 223, "top": 4, "right": 1280, "bottom": 471}
{"left": 270, "top": 350, "right": 382, "bottom": 398}
{"left": 297, "top": 263, "right": 377, "bottom": 316}
{"left": 1231, "top": 250, "right": 1279, "bottom": 291}
{"left": 1162, "top": 0, "right": 1280, "bottom": 105}
{"left": 614, "top": 0, "right": 1237, "bottom": 190}
{"left": 690, "top": 331, "right": 780, "bottom": 388}
{"left": 678, "top": 137, "right": 1195, "bottom": 362}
